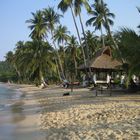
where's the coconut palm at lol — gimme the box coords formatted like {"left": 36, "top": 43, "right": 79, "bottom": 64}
{"left": 15, "top": 40, "right": 54, "bottom": 85}
{"left": 26, "top": 10, "right": 47, "bottom": 41}
{"left": 43, "top": 7, "right": 65, "bottom": 80}
{"left": 5, "top": 51, "right": 17, "bottom": 75}
{"left": 26, "top": 11, "right": 54, "bottom": 84}
{"left": 5, "top": 51, "right": 14, "bottom": 64}
{"left": 53, "top": 25, "right": 70, "bottom": 46}
{"left": 14, "top": 41, "right": 26, "bottom": 82}
{"left": 100, "top": 0, "right": 118, "bottom": 49}
{"left": 86, "top": 0, "right": 115, "bottom": 47}
{"left": 6, "top": 41, "right": 27, "bottom": 83}
{"left": 58, "top": 0, "right": 87, "bottom": 68}
{"left": 82, "top": 30, "right": 101, "bottom": 58}
{"left": 100, "top": 0, "right": 124, "bottom": 63}
{"left": 53, "top": 25, "right": 70, "bottom": 76}
{"left": 73, "top": 0, "right": 92, "bottom": 75}
{"left": 86, "top": 0, "right": 105, "bottom": 47}
{"left": 73, "top": 0, "right": 91, "bottom": 53}
{"left": 58, "top": 0, "right": 81, "bottom": 43}
{"left": 65, "top": 35, "right": 79, "bottom": 77}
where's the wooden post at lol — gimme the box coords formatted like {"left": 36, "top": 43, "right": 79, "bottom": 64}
{"left": 110, "top": 86, "right": 112, "bottom": 96}
{"left": 101, "top": 86, "right": 103, "bottom": 94}
{"left": 96, "top": 88, "right": 98, "bottom": 96}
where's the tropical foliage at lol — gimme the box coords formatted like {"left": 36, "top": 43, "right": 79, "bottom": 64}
{"left": 115, "top": 28, "right": 140, "bottom": 84}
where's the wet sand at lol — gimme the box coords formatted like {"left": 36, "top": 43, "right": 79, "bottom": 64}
{"left": 3, "top": 84, "right": 140, "bottom": 140}
{"left": 0, "top": 84, "right": 45, "bottom": 140}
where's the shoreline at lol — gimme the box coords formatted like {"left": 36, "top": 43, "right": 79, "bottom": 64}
{"left": 1, "top": 83, "right": 140, "bottom": 139}
{"left": 5, "top": 83, "right": 46, "bottom": 140}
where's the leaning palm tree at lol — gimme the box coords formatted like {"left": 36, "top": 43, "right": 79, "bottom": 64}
{"left": 5, "top": 51, "right": 18, "bottom": 78}
{"left": 82, "top": 30, "right": 101, "bottom": 58}
{"left": 14, "top": 41, "right": 26, "bottom": 82}
{"left": 73, "top": 0, "right": 92, "bottom": 75}
{"left": 16, "top": 40, "right": 54, "bottom": 85}
{"left": 26, "top": 10, "right": 50, "bottom": 84}
{"left": 58, "top": 0, "right": 87, "bottom": 69}
{"left": 53, "top": 25, "right": 70, "bottom": 76}
{"left": 73, "top": 0, "right": 91, "bottom": 55}
{"left": 58, "top": 0, "right": 81, "bottom": 44}
{"left": 86, "top": 0, "right": 106, "bottom": 47}
{"left": 43, "top": 7, "right": 65, "bottom": 80}
{"left": 65, "top": 35, "right": 79, "bottom": 77}
{"left": 100, "top": 0, "right": 124, "bottom": 63}
{"left": 100, "top": 0, "right": 118, "bottom": 49}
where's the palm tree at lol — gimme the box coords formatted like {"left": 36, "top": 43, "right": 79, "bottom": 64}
{"left": 73, "top": 0, "right": 92, "bottom": 76}
{"left": 53, "top": 25, "right": 70, "bottom": 46}
{"left": 26, "top": 10, "right": 47, "bottom": 41}
{"left": 16, "top": 40, "right": 54, "bottom": 85}
{"left": 58, "top": 0, "right": 81, "bottom": 43}
{"left": 14, "top": 41, "right": 26, "bottom": 82}
{"left": 5, "top": 51, "right": 14, "bottom": 63}
{"left": 26, "top": 11, "right": 52, "bottom": 84}
{"left": 58, "top": 0, "right": 87, "bottom": 69}
{"left": 73, "top": 0, "right": 91, "bottom": 54}
{"left": 53, "top": 25, "right": 70, "bottom": 76}
{"left": 82, "top": 30, "right": 101, "bottom": 58}
{"left": 43, "top": 7, "right": 65, "bottom": 80}
{"left": 65, "top": 35, "right": 79, "bottom": 76}
{"left": 5, "top": 51, "right": 17, "bottom": 74}
{"left": 100, "top": 0, "right": 124, "bottom": 64}
{"left": 86, "top": 0, "right": 105, "bottom": 47}
{"left": 100, "top": 0, "right": 118, "bottom": 49}
{"left": 86, "top": 0, "right": 115, "bottom": 48}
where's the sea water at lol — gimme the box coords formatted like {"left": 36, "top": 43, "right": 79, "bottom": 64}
{"left": 0, "top": 84, "right": 16, "bottom": 110}
{"left": 0, "top": 84, "right": 45, "bottom": 140}
{"left": 0, "top": 84, "right": 21, "bottom": 140}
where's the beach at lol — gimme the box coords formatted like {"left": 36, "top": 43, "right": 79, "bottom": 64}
{"left": 2, "top": 83, "right": 140, "bottom": 140}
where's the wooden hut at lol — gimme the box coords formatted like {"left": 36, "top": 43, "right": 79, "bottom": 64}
{"left": 79, "top": 46, "right": 123, "bottom": 85}
{"left": 78, "top": 46, "right": 122, "bottom": 72}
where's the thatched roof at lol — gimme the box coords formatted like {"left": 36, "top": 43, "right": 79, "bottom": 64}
{"left": 78, "top": 46, "right": 122, "bottom": 71}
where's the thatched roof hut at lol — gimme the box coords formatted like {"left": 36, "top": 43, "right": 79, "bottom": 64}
{"left": 79, "top": 46, "right": 122, "bottom": 72}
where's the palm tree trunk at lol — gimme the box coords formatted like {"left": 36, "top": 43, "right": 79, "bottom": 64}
{"left": 14, "top": 65, "right": 21, "bottom": 83}
{"left": 51, "top": 30, "right": 65, "bottom": 80}
{"left": 62, "top": 42, "right": 66, "bottom": 77}
{"left": 54, "top": 57, "right": 62, "bottom": 81}
{"left": 79, "top": 13, "right": 92, "bottom": 77}
{"left": 105, "top": 22, "right": 118, "bottom": 49}
{"left": 70, "top": 5, "right": 87, "bottom": 68}
{"left": 126, "top": 70, "right": 132, "bottom": 88}
{"left": 74, "top": 57, "right": 78, "bottom": 76}
{"left": 106, "top": 22, "right": 124, "bottom": 63}
{"left": 39, "top": 68, "right": 44, "bottom": 84}
{"left": 104, "top": 15, "right": 124, "bottom": 64}
{"left": 100, "top": 26, "right": 105, "bottom": 47}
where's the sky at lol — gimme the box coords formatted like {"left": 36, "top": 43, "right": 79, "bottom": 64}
{"left": 0, "top": 0, "right": 140, "bottom": 61}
